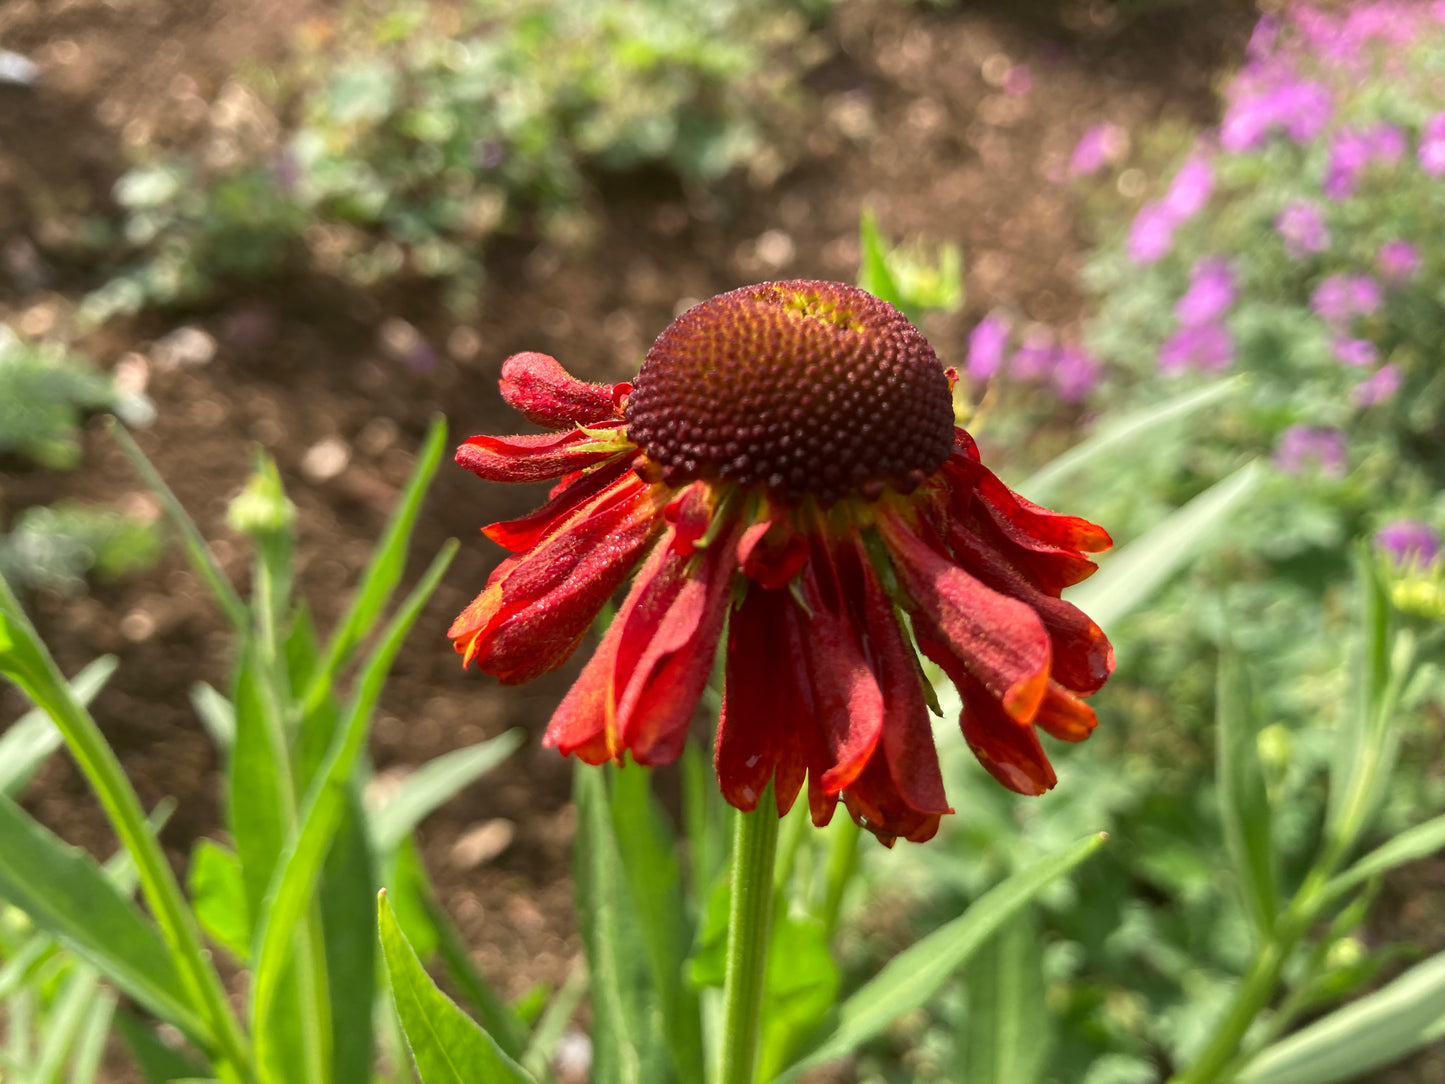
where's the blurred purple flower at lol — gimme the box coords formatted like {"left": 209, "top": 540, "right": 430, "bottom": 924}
{"left": 1052, "top": 347, "right": 1103, "bottom": 402}
{"left": 1311, "top": 274, "right": 1382, "bottom": 322}
{"left": 1323, "top": 124, "right": 1406, "bottom": 198}
{"left": 1128, "top": 201, "right": 1178, "bottom": 264}
{"left": 1419, "top": 113, "right": 1445, "bottom": 176}
{"left": 1160, "top": 324, "right": 1234, "bottom": 374}
{"left": 966, "top": 313, "right": 1011, "bottom": 381}
{"left": 1221, "top": 79, "right": 1333, "bottom": 152}
{"left": 1375, "top": 520, "right": 1441, "bottom": 566}
{"left": 1163, "top": 157, "right": 1214, "bottom": 219}
{"left": 1010, "top": 329, "right": 1057, "bottom": 380}
{"left": 1331, "top": 336, "right": 1379, "bottom": 367}
{"left": 1003, "top": 64, "right": 1033, "bottom": 96}
{"left": 1275, "top": 425, "right": 1347, "bottom": 477}
{"left": 472, "top": 139, "right": 505, "bottom": 170}
{"left": 1176, "top": 257, "right": 1235, "bottom": 326}
{"left": 1377, "top": 239, "right": 1422, "bottom": 281}
{"left": 1353, "top": 363, "right": 1403, "bottom": 406}
{"left": 1276, "top": 200, "right": 1330, "bottom": 257}
{"left": 1070, "top": 123, "right": 1126, "bottom": 177}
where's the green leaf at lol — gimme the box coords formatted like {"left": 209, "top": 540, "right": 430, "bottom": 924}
{"left": 1324, "top": 811, "right": 1445, "bottom": 903}
{"left": 249, "top": 541, "right": 456, "bottom": 1045}
{"left": 776, "top": 832, "right": 1107, "bottom": 1081}
{"left": 378, "top": 892, "right": 536, "bottom": 1084}
{"left": 108, "top": 419, "right": 247, "bottom": 630}
{"left": 0, "top": 793, "right": 203, "bottom": 1040}
{"left": 1215, "top": 649, "right": 1278, "bottom": 937}
{"left": 608, "top": 762, "right": 703, "bottom": 1083}
{"left": 319, "top": 789, "right": 377, "bottom": 1084}
{"left": 369, "top": 730, "right": 525, "bottom": 851}
{"left": 1065, "top": 460, "right": 1263, "bottom": 632}
{"left": 958, "top": 909, "right": 1050, "bottom": 1084}
{"left": 521, "top": 962, "right": 588, "bottom": 1081}
{"left": 226, "top": 641, "right": 289, "bottom": 922}
{"left": 112, "top": 1010, "right": 207, "bottom": 1083}
{"left": 65, "top": 987, "right": 117, "bottom": 1084}
{"left": 1236, "top": 949, "right": 1445, "bottom": 1084}
{"left": 0, "top": 655, "right": 116, "bottom": 798}
{"left": 758, "top": 913, "right": 840, "bottom": 1081}
{"left": 187, "top": 682, "right": 235, "bottom": 755}
{"left": 857, "top": 209, "right": 903, "bottom": 311}
{"left": 1017, "top": 377, "right": 1244, "bottom": 504}
{"left": 187, "top": 841, "right": 251, "bottom": 962}
{"left": 32, "top": 963, "right": 101, "bottom": 1084}
{"left": 574, "top": 767, "right": 669, "bottom": 1084}
{"left": 301, "top": 415, "right": 446, "bottom": 719}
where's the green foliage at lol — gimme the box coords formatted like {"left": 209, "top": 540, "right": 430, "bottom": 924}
{"left": 88, "top": 0, "right": 834, "bottom": 320}
{"left": 0, "top": 329, "right": 131, "bottom": 469}
{"left": 0, "top": 501, "right": 160, "bottom": 594}
{"left": 0, "top": 417, "right": 523, "bottom": 1083}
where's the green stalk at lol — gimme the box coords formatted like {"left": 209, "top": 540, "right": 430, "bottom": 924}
{"left": 719, "top": 782, "right": 780, "bottom": 1084}
{"left": 0, "top": 576, "right": 253, "bottom": 1083}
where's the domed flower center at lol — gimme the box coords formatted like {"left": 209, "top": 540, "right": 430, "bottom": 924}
{"left": 624, "top": 281, "right": 956, "bottom": 505}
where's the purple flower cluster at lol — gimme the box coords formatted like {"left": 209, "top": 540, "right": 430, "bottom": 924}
{"left": 1159, "top": 256, "right": 1236, "bottom": 374}
{"left": 1352, "top": 363, "right": 1402, "bottom": 406}
{"left": 1275, "top": 425, "right": 1347, "bottom": 477}
{"left": 1323, "top": 124, "right": 1405, "bottom": 199}
{"left": 1127, "top": 156, "right": 1215, "bottom": 264}
{"left": 1376, "top": 240, "right": 1421, "bottom": 281}
{"left": 1070, "top": 123, "right": 1127, "bottom": 178}
{"left": 1310, "top": 274, "right": 1381, "bottom": 324}
{"left": 1276, "top": 200, "right": 1330, "bottom": 257}
{"left": 1418, "top": 113, "right": 1445, "bottom": 176}
{"left": 1375, "top": 520, "right": 1442, "bottom": 567}
{"left": 965, "top": 312, "right": 1104, "bottom": 402}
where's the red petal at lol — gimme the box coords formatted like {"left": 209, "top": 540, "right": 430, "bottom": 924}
{"left": 456, "top": 426, "right": 626, "bottom": 483}
{"left": 499, "top": 352, "right": 621, "bottom": 429}
{"left": 450, "top": 473, "right": 662, "bottom": 682}
{"left": 664, "top": 483, "right": 712, "bottom": 557}
{"left": 880, "top": 511, "right": 1051, "bottom": 723}
{"left": 615, "top": 526, "right": 739, "bottom": 765}
{"left": 482, "top": 459, "right": 633, "bottom": 552}
{"left": 947, "top": 521, "right": 1114, "bottom": 696}
{"left": 843, "top": 755, "right": 944, "bottom": 846}
{"left": 737, "top": 515, "right": 811, "bottom": 589}
{"left": 716, "top": 586, "right": 820, "bottom": 816}
{"left": 797, "top": 557, "right": 885, "bottom": 795}
{"left": 1034, "top": 681, "right": 1098, "bottom": 742}
{"left": 855, "top": 539, "right": 951, "bottom": 817}
{"left": 920, "top": 634, "right": 1056, "bottom": 796}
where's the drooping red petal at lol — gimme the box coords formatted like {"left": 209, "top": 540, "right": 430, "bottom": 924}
{"left": 843, "top": 755, "right": 944, "bottom": 846}
{"left": 949, "top": 450, "right": 1112, "bottom": 555}
{"left": 919, "top": 631, "right": 1056, "bottom": 796}
{"left": 879, "top": 510, "right": 1051, "bottom": 723}
{"left": 542, "top": 538, "right": 676, "bottom": 763}
{"left": 716, "top": 585, "right": 821, "bottom": 817}
{"left": 796, "top": 556, "right": 886, "bottom": 795}
{"left": 499, "top": 352, "right": 623, "bottom": 430}
{"left": 946, "top": 520, "right": 1114, "bottom": 696}
{"left": 450, "top": 473, "right": 662, "bottom": 682}
{"left": 854, "top": 538, "right": 951, "bottom": 819}
{"left": 456, "top": 425, "right": 627, "bottom": 483}
{"left": 482, "top": 458, "right": 633, "bottom": 552}
{"left": 615, "top": 524, "right": 740, "bottom": 765}
{"left": 1034, "top": 681, "right": 1098, "bottom": 743}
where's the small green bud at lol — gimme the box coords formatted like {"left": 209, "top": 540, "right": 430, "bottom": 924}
{"left": 227, "top": 456, "right": 296, "bottom": 540}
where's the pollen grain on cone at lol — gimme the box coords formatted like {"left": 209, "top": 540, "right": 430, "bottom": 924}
{"left": 624, "top": 280, "right": 956, "bottom": 505}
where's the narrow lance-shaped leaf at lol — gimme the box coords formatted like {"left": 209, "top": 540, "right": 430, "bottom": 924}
{"left": 378, "top": 892, "right": 536, "bottom": 1084}
{"left": 249, "top": 541, "right": 456, "bottom": 1044}
{"left": 0, "top": 655, "right": 117, "bottom": 798}
{"left": 958, "top": 909, "right": 1050, "bottom": 1084}
{"left": 369, "top": 730, "right": 525, "bottom": 851}
{"left": 1236, "top": 948, "right": 1445, "bottom": 1084}
{"left": 0, "top": 793, "right": 204, "bottom": 1041}
{"left": 857, "top": 209, "right": 905, "bottom": 313}
{"left": 776, "top": 832, "right": 1108, "bottom": 1081}
{"left": 1215, "top": 648, "right": 1278, "bottom": 937}
{"left": 1324, "top": 811, "right": 1445, "bottom": 903}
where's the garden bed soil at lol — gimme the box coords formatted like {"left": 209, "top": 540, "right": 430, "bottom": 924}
{"left": 4, "top": 0, "right": 1442, "bottom": 1081}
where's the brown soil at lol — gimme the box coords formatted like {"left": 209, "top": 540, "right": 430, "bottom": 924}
{"left": 5, "top": 0, "right": 1440, "bottom": 1081}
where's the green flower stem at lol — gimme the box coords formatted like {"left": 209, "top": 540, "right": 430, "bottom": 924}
{"left": 719, "top": 781, "right": 779, "bottom": 1084}
{"left": 0, "top": 576, "right": 254, "bottom": 1084}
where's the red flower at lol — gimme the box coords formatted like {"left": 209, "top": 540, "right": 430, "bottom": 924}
{"left": 451, "top": 282, "right": 1113, "bottom": 844}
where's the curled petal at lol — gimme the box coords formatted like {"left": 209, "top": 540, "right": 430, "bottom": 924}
{"left": 1034, "top": 681, "right": 1098, "bottom": 743}
{"left": 482, "top": 459, "right": 633, "bottom": 552}
{"left": 947, "top": 521, "right": 1114, "bottom": 695}
{"left": 450, "top": 473, "right": 662, "bottom": 682}
{"left": 456, "top": 425, "right": 627, "bottom": 483}
{"left": 880, "top": 510, "right": 1051, "bottom": 723}
{"left": 499, "top": 352, "right": 622, "bottom": 429}
{"left": 843, "top": 756, "right": 944, "bottom": 846}
{"left": 664, "top": 483, "right": 713, "bottom": 557}
{"left": 737, "top": 516, "right": 810, "bottom": 588}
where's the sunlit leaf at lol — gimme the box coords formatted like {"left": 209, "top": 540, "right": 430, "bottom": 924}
{"left": 1215, "top": 649, "right": 1278, "bottom": 937}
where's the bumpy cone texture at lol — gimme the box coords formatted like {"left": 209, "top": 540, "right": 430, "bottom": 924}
{"left": 625, "top": 280, "right": 956, "bottom": 505}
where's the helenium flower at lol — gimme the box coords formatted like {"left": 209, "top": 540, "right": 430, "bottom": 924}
{"left": 449, "top": 282, "right": 1114, "bottom": 844}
